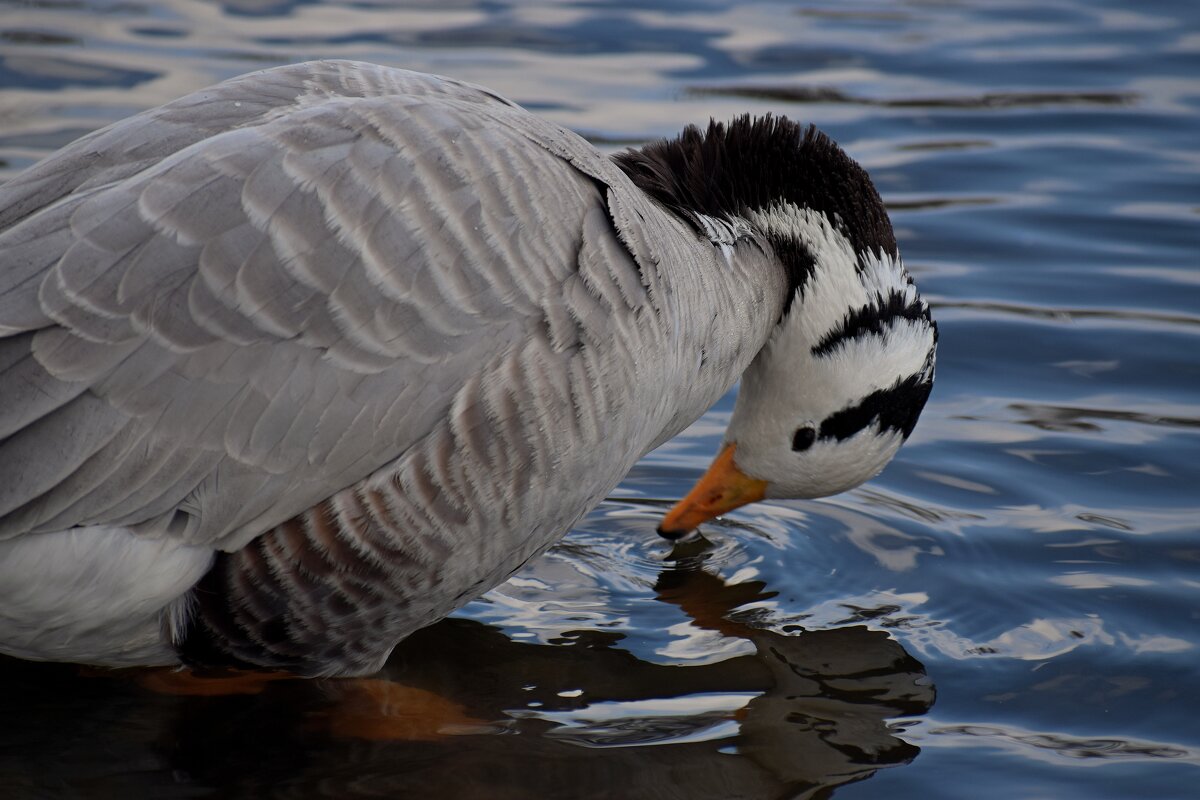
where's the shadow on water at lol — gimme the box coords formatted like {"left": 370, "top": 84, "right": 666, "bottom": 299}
{"left": 0, "top": 550, "right": 933, "bottom": 799}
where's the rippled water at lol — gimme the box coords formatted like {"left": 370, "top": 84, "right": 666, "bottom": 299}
{"left": 2, "top": 0, "right": 1198, "bottom": 797}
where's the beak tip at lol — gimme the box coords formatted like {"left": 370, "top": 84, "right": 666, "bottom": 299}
{"left": 657, "top": 443, "right": 765, "bottom": 542}
{"left": 656, "top": 524, "right": 692, "bottom": 541}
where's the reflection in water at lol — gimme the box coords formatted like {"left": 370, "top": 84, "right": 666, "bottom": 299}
{"left": 0, "top": 559, "right": 933, "bottom": 799}
{"left": 928, "top": 723, "right": 1198, "bottom": 765}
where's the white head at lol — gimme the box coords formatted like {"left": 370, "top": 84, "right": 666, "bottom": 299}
{"left": 726, "top": 203, "right": 936, "bottom": 499}
{"left": 616, "top": 117, "right": 936, "bottom": 537}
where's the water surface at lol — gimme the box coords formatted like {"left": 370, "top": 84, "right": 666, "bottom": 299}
{"left": 1, "top": 1, "right": 1198, "bottom": 798}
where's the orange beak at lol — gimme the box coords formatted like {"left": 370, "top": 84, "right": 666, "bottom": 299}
{"left": 657, "top": 443, "right": 769, "bottom": 539}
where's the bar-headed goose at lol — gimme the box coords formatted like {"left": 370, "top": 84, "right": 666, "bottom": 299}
{"left": 0, "top": 61, "right": 935, "bottom": 676}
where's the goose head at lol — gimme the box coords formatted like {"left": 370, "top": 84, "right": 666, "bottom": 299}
{"left": 616, "top": 116, "right": 937, "bottom": 538}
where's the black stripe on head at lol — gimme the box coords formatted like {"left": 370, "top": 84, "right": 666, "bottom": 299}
{"left": 811, "top": 289, "right": 931, "bottom": 358}
{"left": 819, "top": 370, "right": 934, "bottom": 442}
{"left": 613, "top": 116, "right": 897, "bottom": 313}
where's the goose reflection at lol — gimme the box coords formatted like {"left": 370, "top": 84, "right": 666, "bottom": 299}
{"left": 0, "top": 548, "right": 933, "bottom": 799}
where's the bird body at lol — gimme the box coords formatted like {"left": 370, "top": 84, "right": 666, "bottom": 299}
{"left": 0, "top": 61, "right": 934, "bottom": 676}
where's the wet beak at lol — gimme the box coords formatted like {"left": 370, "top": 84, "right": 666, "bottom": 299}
{"left": 657, "top": 443, "right": 768, "bottom": 540}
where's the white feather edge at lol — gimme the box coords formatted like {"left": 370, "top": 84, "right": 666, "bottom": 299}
{"left": 0, "top": 525, "right": 212, "bottom": 666}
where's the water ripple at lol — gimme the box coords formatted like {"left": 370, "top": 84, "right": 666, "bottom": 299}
{"left": 2, "top": 0, "right": 1198, "bottom": 796}
{"left": 926, "top": 721, "right": 1198, "bottom": 764}
{"left": 932, "top": 299, "right": 1200, "bottom": 329}
{"left": 688, "top": 85, "right": 1140, "bottom": 109}
{"left": 1009, "top": 402, "right": 1200, "bottom": 431}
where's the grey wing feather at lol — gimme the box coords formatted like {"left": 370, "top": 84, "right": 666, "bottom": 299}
{"left": 0, "top": 60, "right": 620, "bottom": 548}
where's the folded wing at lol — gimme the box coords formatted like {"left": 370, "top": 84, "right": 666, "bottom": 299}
{"left": 0, "top": 60, "right": 623, "bottom": 549}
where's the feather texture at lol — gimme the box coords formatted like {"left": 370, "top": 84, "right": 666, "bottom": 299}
{"left": 0, "top": 61, "right": 786, "bottom": 674}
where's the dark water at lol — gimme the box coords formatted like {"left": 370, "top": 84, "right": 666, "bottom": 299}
{"left": 1, "top": 0, "right": 1198, "bottom": 797}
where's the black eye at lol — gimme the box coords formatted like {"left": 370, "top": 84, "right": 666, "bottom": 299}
{"left": 791, "top": 426, "right": 816, "bottom": 452}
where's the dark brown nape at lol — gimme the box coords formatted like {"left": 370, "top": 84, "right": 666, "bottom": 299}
{"left": 612, "top": 116, "right": 898, "bottom": 312}
{"left": 612, "top": 115, "right": 897, "bottom": 260}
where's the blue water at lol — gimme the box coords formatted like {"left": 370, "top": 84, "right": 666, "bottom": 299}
{"left": 1, "top": 1, "right": 1198, "bottom": 797}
